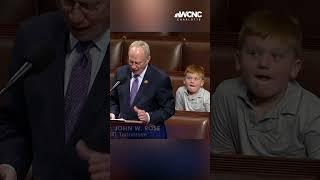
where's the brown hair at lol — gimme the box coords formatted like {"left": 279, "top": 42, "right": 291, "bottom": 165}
{"left": 184, "top": 64, "right": 205, "bottom": 79}
{"left": 239, "top": 10, "right": 302, "bottom": 57}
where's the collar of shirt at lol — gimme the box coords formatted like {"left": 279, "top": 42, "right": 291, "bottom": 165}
{"left": 237, "top": 78, "right": 301, "bottom": 119}
{"left": 130, "top": 65, "right": 148, "bottom": 92}
{"left": 183, "top": 86, "right": 204, "bottom": 100}
{"left": 69, "top": 30, "right": 110, "bottom": 52}
{"left": 64, "top": 30, "right": 109, "bottom": 95}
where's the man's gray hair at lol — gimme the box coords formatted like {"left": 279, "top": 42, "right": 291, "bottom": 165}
{"left": 129, "top": 40, "right": 151, "bottom": 59}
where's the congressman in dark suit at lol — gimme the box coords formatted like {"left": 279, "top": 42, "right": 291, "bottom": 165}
{"left": 110, "top": 40, "right": 175, "bottom": 125}
{"left": 0, "top": 0, "right": 109, "bottom": 179}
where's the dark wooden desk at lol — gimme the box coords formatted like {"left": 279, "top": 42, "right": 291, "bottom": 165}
{"left": 211, "top": 153, "right": 320, "bottom": 180}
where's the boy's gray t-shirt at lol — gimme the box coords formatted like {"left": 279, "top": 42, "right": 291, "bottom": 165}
{"left": 211, "top": 77, "right": 320, "bottom": 159}
{"left": 175, "top": 86, "right": 210, "bottom": 112}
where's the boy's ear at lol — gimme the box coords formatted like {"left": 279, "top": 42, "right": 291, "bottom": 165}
{"left": 235, "top": 50, "right": 241, "bottom": 72}
{"left": 290, "top": 58, "right": 302, "bottom": 80}
{"left": 200, "top": 80, "right": 204, "bottom": 87}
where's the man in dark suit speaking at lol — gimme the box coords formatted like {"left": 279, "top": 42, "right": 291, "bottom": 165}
{"left": 110, "top": 40, "right": 175, "bottom": 125}
{"left": 0, "top": 0, "right": 109, "bottom": 179}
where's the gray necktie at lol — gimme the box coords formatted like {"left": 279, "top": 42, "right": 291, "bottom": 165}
{"left": 130, "top": 74, "right": 139, "bottom": 105}
{"left": 64, "top": 41, "right": 93, "bottom": 142}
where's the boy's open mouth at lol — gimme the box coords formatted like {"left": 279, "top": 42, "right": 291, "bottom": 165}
{"left": 255, "top": 74, "right": 272, "bottom": 81}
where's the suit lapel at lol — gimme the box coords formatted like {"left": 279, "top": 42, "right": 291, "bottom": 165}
{"left": 122, "top": 66, "right": 131, "bottom": 109}
{"left": 47, "top": 27, "right": 68, "bottom": 146}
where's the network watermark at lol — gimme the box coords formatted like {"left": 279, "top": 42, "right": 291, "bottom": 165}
{"left": 174, "top": 11, "right": 203, "bottom": 22}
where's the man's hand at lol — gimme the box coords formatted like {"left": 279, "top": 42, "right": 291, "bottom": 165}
{"left": 0, "top": 164, "right": 16, "bottom": 180}
{"left": 76, "top": 140, "right": 110, "bottom": 180}
{"left": 133, "top": 106, "right": 148, "bottom": 123}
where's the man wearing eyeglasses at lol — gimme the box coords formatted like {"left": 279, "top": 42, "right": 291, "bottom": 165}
{"left": 0, "top": 0, "right": 109, "bottom": 179}
{"left": 110, "top": 40, "right": 175, "bottom": 126}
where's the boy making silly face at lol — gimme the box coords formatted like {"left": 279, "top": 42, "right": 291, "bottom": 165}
{"left": 212, "top": 11, "right": 320, "bottom": 159}
{"left": 184, "top": 70, "right": 205, "bottom": 95}
{"left": 236, "top": 11, "right": 302, "bottom": 119}
{"left": 176, "top": 65, "right": 210, "bottom": 112}
{"left": 237, "top": 36, "right": 301, "bottom": 119}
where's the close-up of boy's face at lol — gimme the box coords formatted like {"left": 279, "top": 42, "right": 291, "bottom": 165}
{"left": 236, "top": 35, "right": 302, "bottom": 100}
{"left": 184, "top": 73, "right": 204, "bottom": 95}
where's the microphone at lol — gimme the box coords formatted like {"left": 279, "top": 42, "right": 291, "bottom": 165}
{"left": 109, "top": 75, "right": 127, "bottom": 94}
{"left": 0, "top": 42, "right": 56, "bottom": 96}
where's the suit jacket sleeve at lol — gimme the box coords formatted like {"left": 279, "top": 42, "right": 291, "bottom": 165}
{"left": 148, "top": 75, "right": 175, "bottom": 124}
{"left": 0, "top": 23, "right": 33, "bottom": 179}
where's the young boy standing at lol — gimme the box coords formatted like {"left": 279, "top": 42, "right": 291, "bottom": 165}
{"left": 175, "top": 64, "right": 210, "bottom": 112}
{"left": 211, "top": 10, "right": 320, "bottom": 159}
